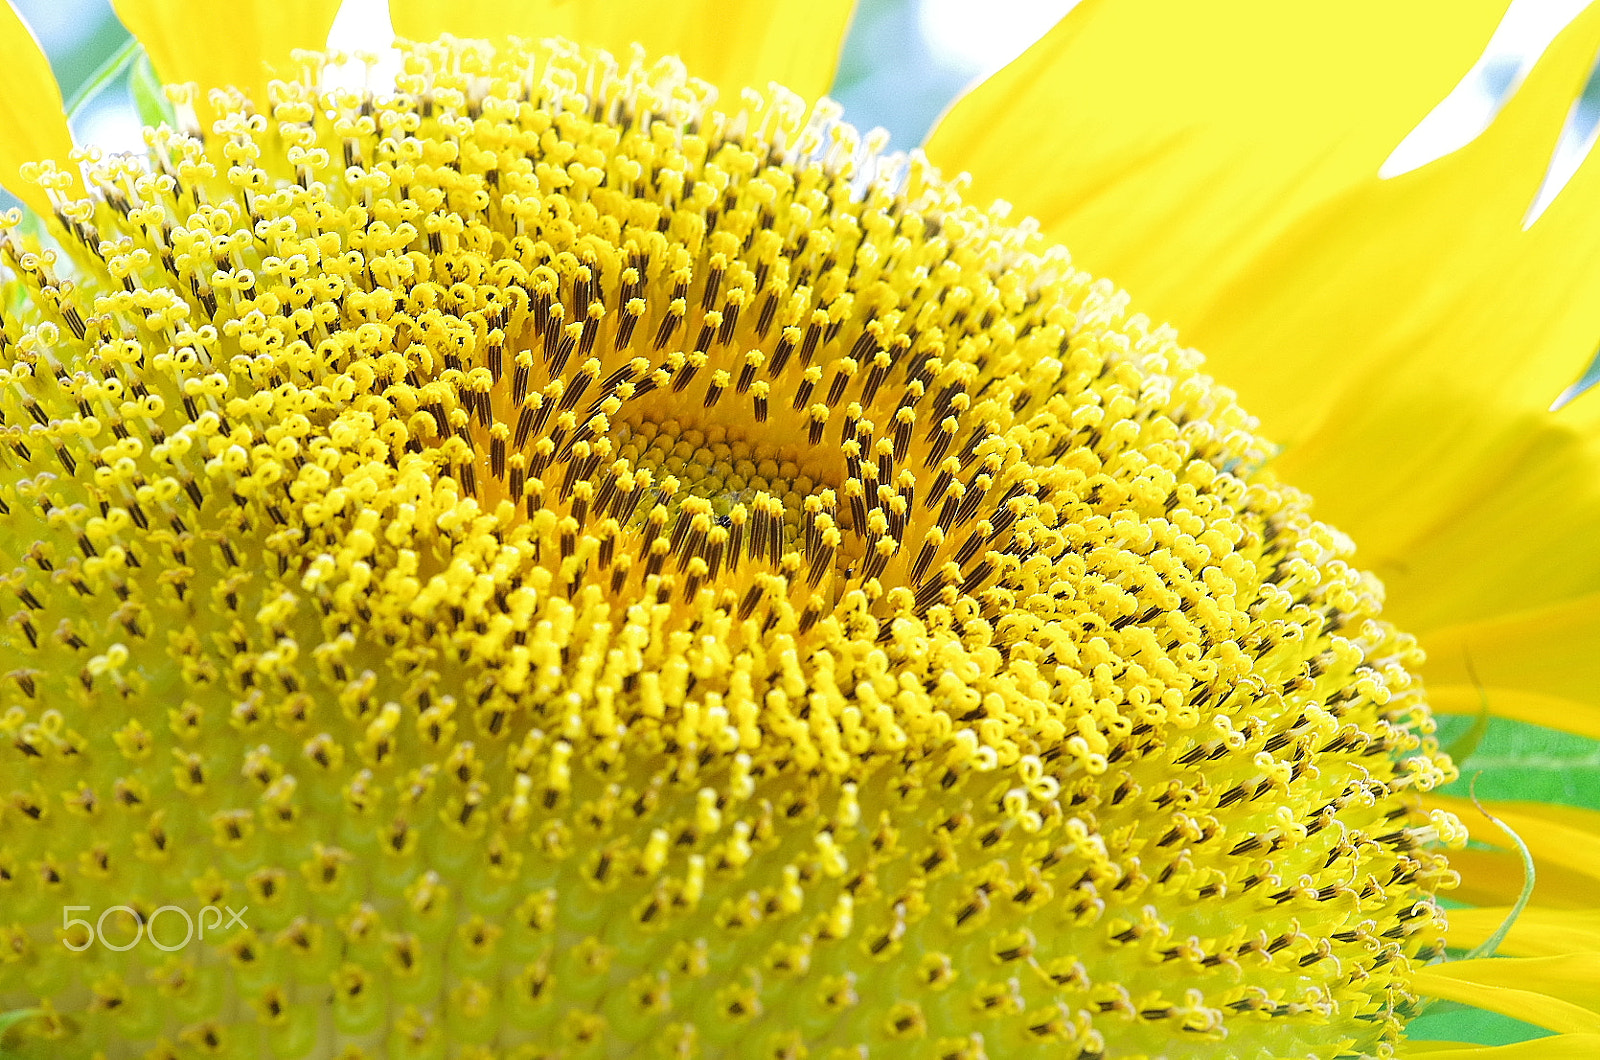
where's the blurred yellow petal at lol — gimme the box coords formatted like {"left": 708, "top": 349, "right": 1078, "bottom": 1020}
{"left": 929, "top": 1, "right": 1600, "bottom": 644}
{"left": 1372, "top": 406, "right": 1600, "bottom": 636}
{"left": 1143, "top": 6, "right": 1600, "bottom": 636}
{"left": 111, "top": 0, "right": 342, "bottom": 116}
{"left": 390, "top": 0, "right": 856, "bottom": 107}
{"left": 1226, "top": 104, "right": 1600, "bottom": 634}
{"left": 1423, "top": 593, "right": 1600, "bottom": 739}
{"left": 0, "top": 0, "right": 73, "bottom": 214}
{"left": 1413, "top": 956, "right": 1600, "bottom": 1034}
{"left": 925, "top": 0, "right": 1509, "bottom": 341}
{"left": 1503, "top": 801, "right": 1600, "bottom": 835}
{"left": 1447, "top": 907, "right": 1600, "bottom": 958}
{"left": 1449, "top": 847, "right": 1596, "bottom": 910}
{"left": 1427, "top": 797, "right": 1600, "bottom": 883}
{"left": 1408, "top": 978, "right": 1600, "bottom": 1035}
{"left": 1399, "top": 1036, "right": 1600, "bottom": 1059}
{"left": 1433, "top": 800, "right": 1600, "bottom": 851}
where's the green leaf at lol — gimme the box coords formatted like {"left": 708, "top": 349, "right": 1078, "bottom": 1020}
{"left": 1404, "top": 1006, "right": 1555, "bottom": 1048}
{"left": 1433, "top": 715, "right": 1600, "bottom": 810}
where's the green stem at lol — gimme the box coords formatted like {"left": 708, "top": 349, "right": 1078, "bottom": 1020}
{"left": 1461, "top": 778, "right": 1536, "bottom": 962}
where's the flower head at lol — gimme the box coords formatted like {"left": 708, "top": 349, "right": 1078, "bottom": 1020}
{"left": 1, "top": 2, "right": 1598, "bottom": 1058}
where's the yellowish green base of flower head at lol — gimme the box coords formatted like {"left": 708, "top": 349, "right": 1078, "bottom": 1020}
{"left": 0, "top": 33, "right": 1461, "bottom": 1060}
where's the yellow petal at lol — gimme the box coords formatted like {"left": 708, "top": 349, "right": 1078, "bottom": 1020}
{"left": 1374, "top": 402, "right": 1600, "bottom": 636}
{"left": 1428, "top": 797, "right": 1600, "bottom": 842}
{"left": 389, "top": 0, "right": 856, "bottom": 107}
{"left": 1427, "top": 797, "right": 1600, "bottom": 878}
{"left": 1154, "top": 8, "right": 1600, "bottom": 635}
{"left": 1503, "top": 801, "right": 1600, "bottom": 836}
{"left": 0, "top": 0, "right": 74, "bottom": 215}
{"left": 1423, "top": 593, "right": 1600, "bottom": 739}
{"left": 1449, "top": 847, "right": 1596, "bottom": 911}
{"left": 1446, "top": 907, "right": 1600, "bottom": 958}
{"left": 1399, "top": 1036, "right": 1600, "bottom": 1060}
{"left": 929, "top": 2, "right": 1600, "bottom": 641}
{"left": 111, "top": 0, "right": 343, "bottom": 117}
{"left": 1427, "top": 797, "right": 1600, "bottom": 915}
{"left": 1413, "top": 955, "right": 1600, "bottom": 1034}
{"left": 925, "top": 0, "right": 1510, "bottom": 339}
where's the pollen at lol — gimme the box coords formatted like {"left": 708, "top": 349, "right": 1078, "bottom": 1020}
{"left": 0, "top": 34, "right": 1458, "bottom": 1060}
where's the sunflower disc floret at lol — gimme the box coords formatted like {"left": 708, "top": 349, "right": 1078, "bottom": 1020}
{"left": 0, "top": 35, "right": 1459, "bottom": 1060}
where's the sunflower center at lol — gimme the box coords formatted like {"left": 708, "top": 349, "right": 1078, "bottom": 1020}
{"left": 0, "top": 32, "right": 1459, "bottom": 1060}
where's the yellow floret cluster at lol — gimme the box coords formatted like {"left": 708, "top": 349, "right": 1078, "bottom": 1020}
{"left": 0, "top": 34, "right": 1458, "bottom": 1060}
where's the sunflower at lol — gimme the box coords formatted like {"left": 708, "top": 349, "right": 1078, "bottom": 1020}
{"left": 0, "top": 0, "right": 1597, "bottom": 1057}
